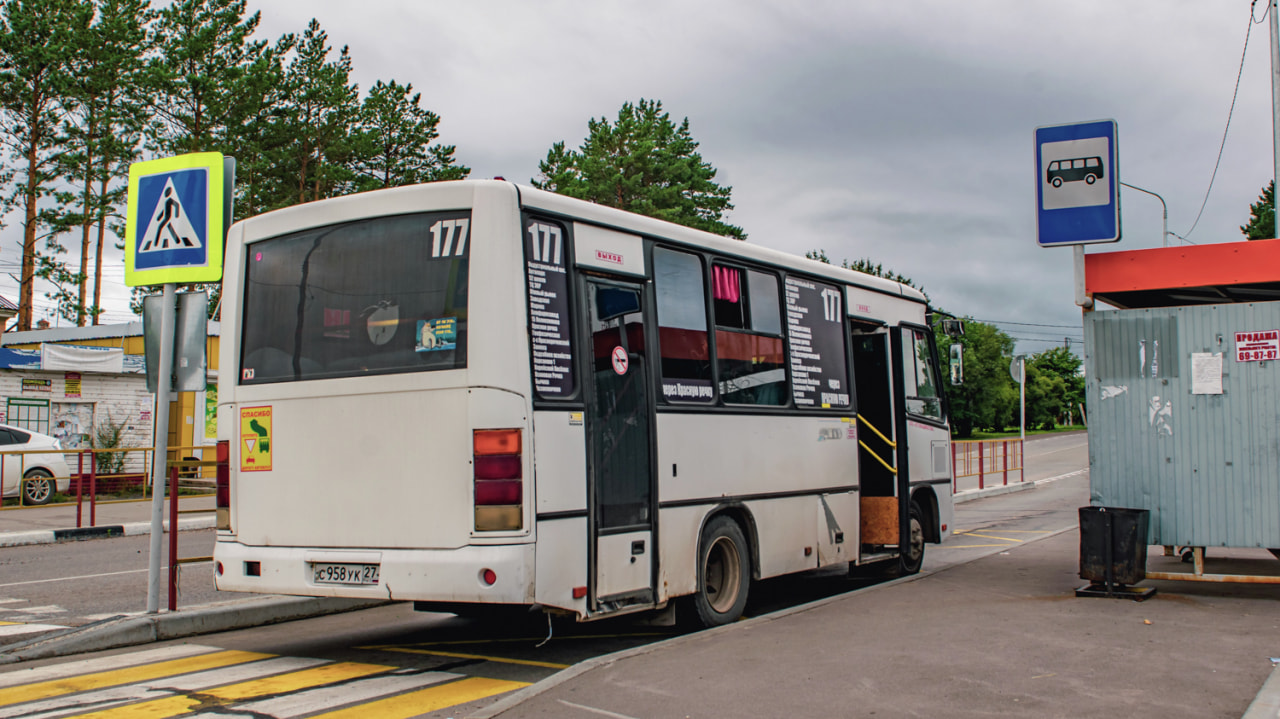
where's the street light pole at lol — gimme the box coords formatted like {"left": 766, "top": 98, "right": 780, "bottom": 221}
{"left": 1270, "top": 0, "right": 1279, "bottom": 215}
{"left": 1120, "top": 181, "right": 1169, "bottom": 247}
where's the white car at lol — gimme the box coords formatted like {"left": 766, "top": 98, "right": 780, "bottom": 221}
{"left": 0, "top": 424, "right": 71, "bottom": 505}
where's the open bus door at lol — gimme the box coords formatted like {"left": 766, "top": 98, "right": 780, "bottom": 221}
{"left": 851, "top": 328, "right": 904, "bottom": 567}
{"left": 582, "top": 278, "right": 658, "bottom": 614}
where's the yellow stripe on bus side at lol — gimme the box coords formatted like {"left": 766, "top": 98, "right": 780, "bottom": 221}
{"left": 309, "top": 677, "right": 529, "bottom": 719}
{"left": 0, "top": 650, "right": 273, "bottom": 707}
{"left": 63, "top": 662, "right": 394, "bottom": 719}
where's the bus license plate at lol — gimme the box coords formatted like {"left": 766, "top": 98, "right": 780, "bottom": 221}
{"left": 312, "top": 563, "right": 379, "bottom": 585}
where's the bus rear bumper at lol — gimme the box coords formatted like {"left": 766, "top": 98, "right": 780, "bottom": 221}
{"left": 213, "top": 540, "right": 536, "bottom": 605}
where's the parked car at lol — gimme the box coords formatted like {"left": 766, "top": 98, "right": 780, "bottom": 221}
{"left": 0, "top": 424, "right": 72, "bottom": 505}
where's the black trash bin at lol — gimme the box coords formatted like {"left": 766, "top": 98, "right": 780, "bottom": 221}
{"left": 1077, "top": 506, "right": 1155, "bottom": 599}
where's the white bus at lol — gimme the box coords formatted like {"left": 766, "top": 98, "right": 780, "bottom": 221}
{"left": 212, "top": 180, "right": 955, "bottom": 627}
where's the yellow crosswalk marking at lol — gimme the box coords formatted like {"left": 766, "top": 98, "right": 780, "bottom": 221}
{"left": 63, "top": 662, "right": 394, "bottom": 719}
{"left": 372, "top": 647, "right": 569, "bottom": 669}
{"left": 0, "top": 650, "right": 272, "bottom": 707}
{"left": 309, "top": 677, "right": 529, "bottom": 719}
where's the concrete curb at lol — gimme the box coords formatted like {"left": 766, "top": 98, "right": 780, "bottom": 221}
{"left": 953, "top": 481, "right": 1035, "bottom": 504}
{"left": 0, "top": 515, "right": 215, "bottom": 548}
{"left": 1243, "top": 664, "right": 1280, "bottom": 719}
{"left": 0, "top": 596, "right": 389, "bottom": 665}
{"left": 468, "top": 524, "right": 1081, "bottom": 719}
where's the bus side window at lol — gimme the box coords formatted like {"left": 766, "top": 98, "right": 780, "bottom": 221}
{"left": 712, "top": 266, "right": 786, "bottom": 406}
{"left": 654, "top": 248, "right": 714, "bottom": 403}
{"left": 902, "top": 328, "right": 943, "bottom": 420}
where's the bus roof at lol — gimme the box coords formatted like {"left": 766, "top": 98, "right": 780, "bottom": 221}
{"left": 514, "top": 182, "right": 929, "bottom": 306}
{"left": 231, "top": 179, "right": 929, "bottom": 308}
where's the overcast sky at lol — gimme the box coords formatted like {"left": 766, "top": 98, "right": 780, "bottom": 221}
{"left": 7, "top": 0, "right": 1277, "bottom": 354}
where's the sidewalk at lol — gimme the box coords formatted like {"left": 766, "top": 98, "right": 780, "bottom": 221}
{"left": 476, "top": 528, "right": 1280, "bottom": 719}
{"left": 0, "top": 495, "right": 216, "bottom": 547}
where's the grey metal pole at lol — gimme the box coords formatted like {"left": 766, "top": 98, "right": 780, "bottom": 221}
{"left": 1019, "top": 358, "right": 1026, "bottom": 445}
{"left": 1119, "top": 182, "right": 1169, "bottom": 247}
{"left": 146, "top": 283, "right": 176, "bottom": 614}
{"left": 1272, "top": 0, "right": 1280, "bottom": 229}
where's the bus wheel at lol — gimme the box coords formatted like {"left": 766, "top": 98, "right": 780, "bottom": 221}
{"left": 897, "top": 502, "right": 926, "bottom": 576}
{"left": 1051, "top": 177, "right": 1063, "bottom": 188}
{"left": 1085, "top": 174, "right": 1097, "bottom": 185}
{"left": 692, "top": 516, "right": 750, "bottom": 628}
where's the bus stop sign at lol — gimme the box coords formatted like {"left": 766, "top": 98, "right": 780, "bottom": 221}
{"left": 1035, "top": 119, "right": 1120, "bottom": 247}
{"left": 125, "top": 152, "right": 231, "bottom": 287}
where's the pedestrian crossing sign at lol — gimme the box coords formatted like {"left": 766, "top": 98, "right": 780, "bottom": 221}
{"left": 125, "top": 152, "right": 227, "bottom": 286}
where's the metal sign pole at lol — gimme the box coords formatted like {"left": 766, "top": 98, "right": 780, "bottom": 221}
{"left": 146, "top": 282, "right": 177, "bottom": 614}
{"left": 1019, "top": 358, "right": 1026, "bottom": 446}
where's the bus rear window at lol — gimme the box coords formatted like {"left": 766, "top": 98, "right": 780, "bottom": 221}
{"left": 240, "top": 212, "right": 470, "bottom": 384}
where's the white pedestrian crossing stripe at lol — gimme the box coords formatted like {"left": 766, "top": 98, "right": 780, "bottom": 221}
{"left": 0, "top": 643, "right": 528, "bottom": 718}
{"left": 138, "top": 178, "right": 203, "bottom": 253}
{"left": 0, "top": 622, "right": 67, "bottom": 639}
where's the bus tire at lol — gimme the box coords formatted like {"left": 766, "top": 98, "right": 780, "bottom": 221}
{"left": 1085, "top": 174, "right": 1097, "bottom": 185}
{"left": 1051, "top": 177, "right": 1063, "bottom": 188}
{"left": 897, "top": 501, "right": 926, "bottom": 576}
{"left": 691, "top": 516, "right": 750, "bottom": 628}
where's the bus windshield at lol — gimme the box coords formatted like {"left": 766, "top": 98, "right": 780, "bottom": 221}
{"left": 239, "top": 211, "right": 471, "bottom": 384}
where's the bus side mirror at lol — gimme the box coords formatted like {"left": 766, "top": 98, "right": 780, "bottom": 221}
{"left": 949, "top": 344, "right": 963, "bottom": 385}
{"left": 941, "top": 319, "right": 964, "bottom": 337}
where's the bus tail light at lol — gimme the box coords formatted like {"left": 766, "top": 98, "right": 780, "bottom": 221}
{"left": 474, "top": 429, "right": 522, "bottom": 531}
{"left": 216, "top": 440, "right": 230, "bottom": 530}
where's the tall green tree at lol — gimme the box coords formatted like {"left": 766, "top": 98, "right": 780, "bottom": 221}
{"left": 215, "top": 30, "right": 293, "bottom": 218}
{"left": 278, "top": 19, "right": 358, "bottom": 203}
{"left": 137, "top": 0, "right": 272, "bottom": 317}
{"left": 935, "top": 321, "right": 1017, "bottom": 437}
{"left": 49, "top": 0, "right": 150, "bottom": 326}
{"left": 0, "top": 0, "right": 92, "bottom": 330}
{"left": 1241, "top": 180, "right": 1275, "bottom": 240}
{"left": 1028, "top": 346, "right": 1084, "bottom": 427}
{"left": 805, "top": 250, "right": 929, "bottom": 303}
{"left": 534, "top": 99, "right": 744, "bottom": 239}
{"left": 349, "top": 79, "right": 468, "bottom": 193}
{"left": 144, "top": 0, "right": 264, "bottom": 155}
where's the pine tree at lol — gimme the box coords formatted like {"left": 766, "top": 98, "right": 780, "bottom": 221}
{"left": 52, "top": 0, "right": 150, "bottom": 325}
{"left": 1241, "top": 180, "right": 1275, "bottom": 240}
{"left": 277, "top": 19, "right": 359, "bottom": 203}
{"left": 0, "top": 0, "right": 92, "bottom": 330}
{"left": 534, "top": 99, "right": 744, "bottom": 239}
{"left": 349, "top": 79, "right": 468, "bottom": 192}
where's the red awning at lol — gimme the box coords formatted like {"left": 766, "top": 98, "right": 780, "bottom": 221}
{"left": 1084, "top": 239, "right": 1280, "bottom": 309}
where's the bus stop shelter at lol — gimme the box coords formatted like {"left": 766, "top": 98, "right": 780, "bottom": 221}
{"left": 1081, "top": 238, "right": 1280, "bottom": 584}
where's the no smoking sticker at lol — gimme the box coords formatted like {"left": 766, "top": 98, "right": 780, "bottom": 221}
{"left": 611, "top": 346, "right": 628, "bottom": 375}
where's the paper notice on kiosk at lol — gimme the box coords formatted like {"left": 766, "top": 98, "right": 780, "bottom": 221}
{"left": 1191, "top": 352, "right": 1223, "bottom": 395}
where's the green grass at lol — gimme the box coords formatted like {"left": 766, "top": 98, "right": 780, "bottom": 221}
{"left": 959, "top": 425, "right": 1086, "bottom": 441}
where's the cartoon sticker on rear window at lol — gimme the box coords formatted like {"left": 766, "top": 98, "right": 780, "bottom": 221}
{"left": 417, "top": 317, "right": 457, "bottom": 352}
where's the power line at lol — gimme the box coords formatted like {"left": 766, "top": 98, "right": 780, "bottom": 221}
{"left": 1181, "top": 0, "right": 1259, "bottom": 239}
{"left": 970, "top": 318, "right": 1081, "bottom": 329}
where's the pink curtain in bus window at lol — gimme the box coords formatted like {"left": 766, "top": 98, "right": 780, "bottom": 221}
{"left": 712, "top": 266, "right": 740, "bottom": 303}
{"left": 324, "top": 308, "right": 350, "bottom": 327}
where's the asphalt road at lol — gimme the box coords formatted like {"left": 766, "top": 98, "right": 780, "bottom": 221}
{"left": 0, "top": 433, "right": 1086, "bottom": 634}
{"left": 0, "top": 435, "right": 1093, "bottom": 718}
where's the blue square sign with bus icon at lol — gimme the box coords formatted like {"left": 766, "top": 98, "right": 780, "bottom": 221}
{"left": 125, "top": 152, "right": 227, "bottom": 287}
{"left": 1035, "top": 120, "right": 1120, "bottom": 246}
